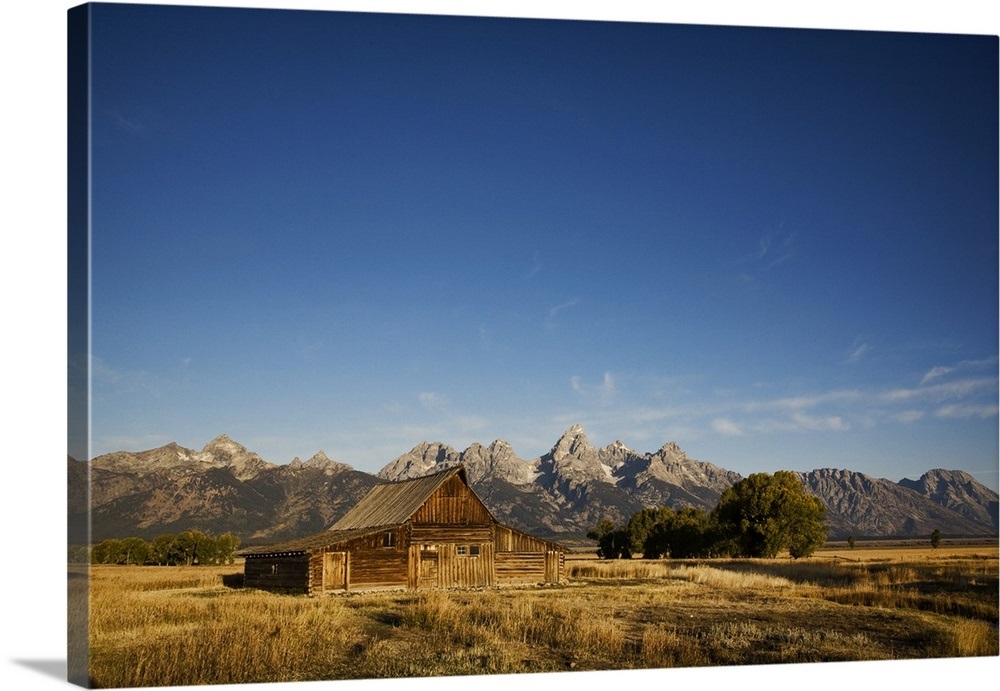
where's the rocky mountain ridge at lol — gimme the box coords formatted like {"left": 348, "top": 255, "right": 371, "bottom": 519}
{"left": 797, "top": 468, "right": 996, "bottom": 538}
{"left": 74, "top": 427, "right": 999, "bottom": 544}
{"left": 81, "top": 435, "right": 380, "bottom": 542}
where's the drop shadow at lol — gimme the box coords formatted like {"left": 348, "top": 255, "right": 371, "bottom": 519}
{"left": 11, "top": 658, "right": 66, "bottom": 682}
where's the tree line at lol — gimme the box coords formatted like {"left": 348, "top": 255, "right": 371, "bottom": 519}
{"left": 89, "top": 530, "right": 241, "bottom": 566}
{"left": 588, "top": 471, "right": 828, "bottom": 559}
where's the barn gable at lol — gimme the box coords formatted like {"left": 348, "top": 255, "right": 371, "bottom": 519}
{"left": 331, "top": 466, "right": 489, "bottom": 530}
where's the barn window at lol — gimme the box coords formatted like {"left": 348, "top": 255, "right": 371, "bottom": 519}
{"left": 469, "top": 545, "right": 481, "bottom": 557}
{"left": 270, "top": 563, "right": 278, "bottom": 575}
{"left": 456, "top": 545, "right": 468, "bottom": 556}
{"left": 382, "top": 531, "right": 396, "bottom": 548}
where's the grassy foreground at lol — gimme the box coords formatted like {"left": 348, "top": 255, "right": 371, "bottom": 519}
{"left": 88, "top": 546, "right": 998, "bottom": 687}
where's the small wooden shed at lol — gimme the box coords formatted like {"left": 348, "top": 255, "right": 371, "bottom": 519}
{"left": 239, "top": 465, "right": 565, "bottom": 594}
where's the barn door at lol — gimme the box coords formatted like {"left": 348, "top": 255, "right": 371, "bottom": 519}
{"left": 323, "top": 551, "right": 347, "bottom": 592}
{"left": 419, "top": 548, "right": 439, "bottom": 588}
{"left": 544, "top": 550, "right": 560, "bottom": 583}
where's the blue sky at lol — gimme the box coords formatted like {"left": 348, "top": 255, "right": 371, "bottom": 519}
{"left": 85, "top": 3, "right": 998, "bottom": 488}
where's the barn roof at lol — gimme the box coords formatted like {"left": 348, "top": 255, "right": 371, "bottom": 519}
{"left": 237, "top": 526, "right": 386, "bottom": 557}
{"left": 331, "top": 465, "right": 481, "bottom": 530}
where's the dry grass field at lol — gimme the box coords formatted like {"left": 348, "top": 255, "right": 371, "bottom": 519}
{"left": 87, "top": 544, "right": 998, "bottom": 688}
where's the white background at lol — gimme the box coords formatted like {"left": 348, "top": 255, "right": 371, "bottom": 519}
{"left": 1, "top": 2, "right": 997, "bottom": 690}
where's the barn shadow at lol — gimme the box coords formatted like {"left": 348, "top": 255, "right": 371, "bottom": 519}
{"left": 221, "top": 572, "right": 245, "bottom": 589}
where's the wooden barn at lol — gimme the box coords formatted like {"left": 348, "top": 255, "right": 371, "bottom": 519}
{"left": 239, "top": 465, "right": 565, "bottom": 594}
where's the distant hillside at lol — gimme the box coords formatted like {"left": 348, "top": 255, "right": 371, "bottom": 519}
{"left": 81, "top": 435, "right": 380, "bottom": 542}
{"left": 797, "top": 468, "right": 995, "bottom": 539}
{"left": 76, "top": 427, "right": 999, "bottom": 545}
{"left": 898, "top": 469, "right": 999, "bottom": 532}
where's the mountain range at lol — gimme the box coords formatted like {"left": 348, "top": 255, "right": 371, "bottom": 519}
{"left": 69, "top": 425, "right": 999, "bottom": 546}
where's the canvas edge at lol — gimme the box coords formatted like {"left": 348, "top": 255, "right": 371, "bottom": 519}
{"left": 67, "top": 2, "right": 92, "bottom": 687}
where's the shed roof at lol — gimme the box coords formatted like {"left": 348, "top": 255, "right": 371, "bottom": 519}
{"left": 237, "top": 526, "right": 386, "bottom": 557}
{"left": 330, "top": 465, "right": 482, "bottom": 530}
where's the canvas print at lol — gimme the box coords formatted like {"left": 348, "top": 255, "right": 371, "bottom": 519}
{"left": 67, "top": 2, "right": 999, "bottom": 688}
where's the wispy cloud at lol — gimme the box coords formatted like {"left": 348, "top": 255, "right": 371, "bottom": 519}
{"left": 920, "top": 365, "right": 954, "bottom": 385}
{"left": 570, "top": 371, "right": 616, "bottom": 404}
{"left": 90, "top": 355, "right": 159, "bottom": 398}
{"left": 893, "top": 410, "right": 925, "bottom": 424}
{"left": 921, "top": 357, "right": 996, "bottom": 385}
{"left": 847, "top": 342, "right": 870, "bottom": 364}
{"left": 611, "top": 366, "right": 994, "bottom": 443}
{"left": 737, "top": 224, "right": 796, "bottom": 271}
{"left": 791, "top": 412, "right": 849, "bottom": 432}
{"left": 711, "top": 418, "right": 744, "bottom": 436}
{"left": 934, "top": 403, "right": 999, "bottom": 419}
{"left": 453, "top": 416, "right": 489, "bottom": 433}
{"left": 880, "top": 377, "right": 996, "bottom": 403}
{"left": 525, "top": 251, "right": 542, "bottom": 279}
{"left": 761, "top": 231, "right": 796, "bottom": 269}
{"left": 731, "top": 224, "right": 797, "bottom": 292}
{"left": 104, "top": 109, "right": 144, "bottom": 134}
{"left": 418, "top": 391, "right": 443, "bottom": 408}
{"left": 546, "top": 297, "right": 580, "bottom": 329}
{"left": 745, "top": 389, "right": 861, "bottom": 413}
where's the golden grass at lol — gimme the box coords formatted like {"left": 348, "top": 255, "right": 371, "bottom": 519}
{"left": 89, "top": 571, "right": 362, "bottom": 686}
{"left": 817, "top": 546, "right": 999, "bottom": 562}
{"left": 87, "top": 550, "right": 999, "bottom": 688}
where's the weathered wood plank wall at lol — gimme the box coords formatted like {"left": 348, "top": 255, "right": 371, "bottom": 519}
{"left": 410, "top": 525, "right": 492, "bottom": 543}
{"left": 494, "top": 525, "right": 552, "bottom": 553}
{"left": 436, "top": 542, "right": 493, "bottom": 587}
{"left": 495, "top": 552, "right": 545, "bottom": 584}
{"left": 349, "top": 549, "right": 409, "bottom": 589}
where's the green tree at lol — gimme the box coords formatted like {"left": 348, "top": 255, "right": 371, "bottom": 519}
{"left": 788, "top": 512, "right": 827, "bottom": 559}
{"left": 195, "top": 531, "right": 219, "bottom": 565}
{"left": 607, "top": 527, "right": 633, "bottom": 559}
{"left": 91, "top": 539, "right": 123, "bottom": 564}
{"left": 623, "top": 507, "right": 675, "bottom": 557}
{"left": 710, "top": 471, "right": 827, "bottom": 558}
{"left": 173, "top": 531, "right": 200, "bottom": 565}
{"left": 216, "top": 532, "right": 241, "bottom": 565}
{"left": 645, "top": 507, "right": 711, "bottom": 558}
{"left": 148, "top": 534, "right": 178, "bottom": 565}
{"left": 587, "top": 519, "right": 618, "bottom": 559}
{"left": 119, "top": 537, "right": 150, "bottom": 565}
{"left": 930, "top": 529, "right": 942, "bottom": 548}
{"left": 171, "top": 530, "right": 218, "bottom": 565}
{"left": 586, "top": 519, "right": 631, "bottom": 559}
